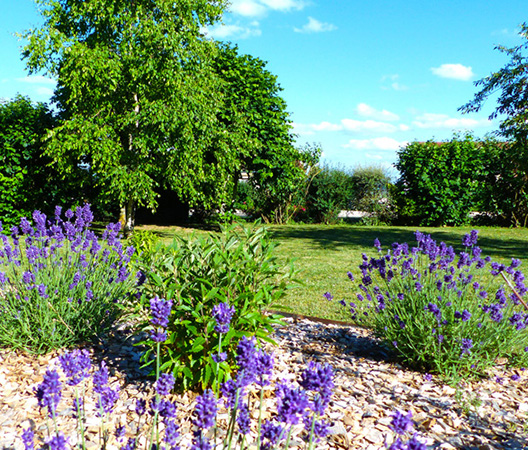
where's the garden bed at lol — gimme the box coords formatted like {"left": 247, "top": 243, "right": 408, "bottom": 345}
{"left": 1, "top": 316, "right": 527, "bottom": 450}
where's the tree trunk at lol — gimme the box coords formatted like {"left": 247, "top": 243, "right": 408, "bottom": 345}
{"left": 119, "top": 198, "right": 135, "bottom": 236}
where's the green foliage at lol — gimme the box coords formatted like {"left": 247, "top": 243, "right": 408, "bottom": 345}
{"left": 339, "top": 231, "right": 528, "bottom": 381}
{"left": 459, "top": 23, "right": 528, "bottom": 142}
{"left": 0, "top": 205, "right": 137, "bottom": 353}
{"left": 213, "top": 44, "right": 321, "bottom": 223}
{"left": 135, "top": 223, "right": 294, "bottom": 390}
{"left": 0, "top": 96, "right": 71, "bottom": 227}
{"left": 125, "top": 229, "right": 160, "bottom": 267}
{"left": 23, "top": 0, "right": 237, "bottom": 230}
{"left": 476, "top": 140, "right": 528, "bottom": 227}
{"left": 303, "top": 164, "right": 355, "bottom": 224}
{"left": 350, "top": 165, "right": 395, "bottom": 225}
{"left": 394, "top": 134, "right": 487, "bottom": 226}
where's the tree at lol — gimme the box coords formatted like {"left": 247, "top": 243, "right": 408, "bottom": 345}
{"left": 459, "top": 22, "right": 528, "bottom": 142}
{"left": 213, "top": 44, "right": 320, "bottom": 223}
{"left": 0, "top": 95, "right": 80, "bottom": 226}
{"left": 22, "top": 0, "right": 236, "bottom": 231}
{"left": 459, "top": 23, "right": 528, "bottom": 227}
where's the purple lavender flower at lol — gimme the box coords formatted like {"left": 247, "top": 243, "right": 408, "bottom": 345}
{"left": 388, "top": 437, "right": 406, "bottom": 450}
{"left": 462, "top": 230, "right": 479, "bottom": 247}
{"left": 22, "top": 271, "right": 35, "bottom": 284}
{"left": 256, "top": 349, "right": 274, "bottom": 387}
{"left": 150, "top": 297, "right": 173, "bottom": 328}
{"left": 323, "top": 291, "right": 333, "bottom": 301}
{"left": 46, "top": 433, "right": 68, "bottom": 450}
{"left": 299, "top": 361, "right": 334, "bottom": 414}
{"left": 390, "top": 410, "right": 414, "bottom": 435}
{"left": 347, "top": 271, "right": 354, "bottom": 280}
{"left": 512, "top": 374, "right": 521, "bottom": 381}
{"left": 136, "top": 398, "right": 147, "bottom": 416}
{"left": 237, "top": 401, "right": 251, "bottom": 435}
{"left": 120, "top": 438, "right": 136, "bottom": 450}
{"left": 212, "top": 302, "right": 235, "bottom": 334}
{"left": 236, "top": 336, "right": 258, "bottom": 386}
{"left": 96, "top": 385, "right": 119, "bottom": 416}
{"left": 193, "top": 389, "right": 217, "bottom": 429}
{"left": 190, "top": 433, "right": 211, "bottom": 450}
{"left": 158, "top": 399, "right": 177, "bottom": 419}
{"left": 407, "top": 434, "right": 427, "bottom": 450}
{"left": 260, "top": 421, "right": 284, "bottom": 450}
{"left": 212, "top": 352, "right": 227, "bottom": 363}
{"left": 115, "top": 425, "right": 126, "bottom": 442}
{"left": 460, "top": 338, "right": 473, "bottom": 355}
{"left": 155, "top": 373, "right": 175, "bottom": 396}
{"left": 35, "top": 369, "right": 62, "bottom": 418}
{"left": 374, "top": 238, "right": 382, "bottom": 252}
{"left": 424, "top": 373, "right": 432, "bottom": 382}
{"left": 93, "top": 361, "right": 109, "bottom": 394}
{"left": 150, "top": 330, "right": 168, "bottom": 343}
{"left": 276, "top": 382, "right": 309, "bottom": 425}
{"left": 59, "top": 349, "right": 92, "bottom": 386}
{"left": 21, "top": 427, "right": 34, "bottom": 450}
{"left": 164, "top": 419, "right": 180, "bottom": 447}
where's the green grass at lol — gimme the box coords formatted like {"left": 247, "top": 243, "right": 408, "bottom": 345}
{"left": 134, "top": 223, "right": 528, "bottom": 322}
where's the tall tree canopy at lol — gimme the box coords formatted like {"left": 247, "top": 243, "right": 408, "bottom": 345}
{"left": 23, "top": 0, "right": 237, "bottom": 230}
{"left": 213, "top": 44, "right": 319, "bottom": 222}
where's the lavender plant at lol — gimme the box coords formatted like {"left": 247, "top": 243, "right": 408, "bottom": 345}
{"left": 20, "top": 299, "right": 335, "bottom": 450}
{"left": 0, "top": 205, "right": 137, "bottom": 352}
{"left": 335, "top": 230, "right": 528, "bottom": 380}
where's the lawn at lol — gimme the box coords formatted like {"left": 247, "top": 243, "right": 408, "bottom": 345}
{"left": 135, "top": 222, "right": 528, "bottom": 322}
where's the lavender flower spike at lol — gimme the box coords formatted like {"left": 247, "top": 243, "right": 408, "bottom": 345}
{"left": 35, "top": 369, "right": 62, "bottom": 418}
{"left": 150, "top": 297, "right": 173, "bottom": 328}
{"left": 212, "top": 302, "right": 235, "bottom": 334}
{"left": 193, "top": 389, "right": 217, "bottom": 430}
{"left": 390, "top": 410, "right": 414, "bottom": 435}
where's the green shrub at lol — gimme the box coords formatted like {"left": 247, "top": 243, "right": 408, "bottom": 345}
{"left": 303, "top": 164, "right": 355, "bottom": 224}
{"left": 0, "top": 205, "right": 137, "bottom": 353}
{"left": 350, "top": 165, "right": 395, "bottom": 225}
{"left": 135, "top": 223, "right": 294, "bottom": 391}
{"left": 394, "top": 134, "right": 487, "bottom": 226}
{"left": 336, "top": 230, "right": 528, "bottom": 381}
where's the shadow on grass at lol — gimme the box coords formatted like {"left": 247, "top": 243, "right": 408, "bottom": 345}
{"left": 268, "top": 225, "right": 528, "bottom": 261}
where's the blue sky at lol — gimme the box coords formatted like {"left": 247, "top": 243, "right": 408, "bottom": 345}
{"left": 2, "top": 0, "right": 527, "bottom": 175}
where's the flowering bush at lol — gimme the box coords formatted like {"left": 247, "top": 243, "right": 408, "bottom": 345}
{"left": 337, "top": 230, "right": 528, "bottom": 380}
{"left": 135, "top": 223, "right": 294, "bottom": 391}
{"left": 20, "top": 299, "right": 335, "bottom": 450}
{"left": 0, "top": 205, "right": 137, "bottom": 352}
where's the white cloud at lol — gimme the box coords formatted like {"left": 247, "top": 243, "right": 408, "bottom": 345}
{"left": 260, "top": 0, "right": 307, "bottom": 11}
{"left": 312, "top": 121, "right": 342, "bottom": 132}
{"left": 355, "top": 103, "right": 399, "bottom": 122}
{"left": 381, "top": 74, "right": 408, "bottom": 91}
{"left": 202, "top": 23, "right": 261, "bottom": 39}
{"left": 430, "top": 63, "right": 474, "bottom": 81}
{"left": 341, "top": 119, "right": 398, "bottom": 134}
{"left": 16, "top": 75, "right": 56, "bottom": 85}
{"left": 391, "top": 82, "right": 408, "bottom": 91}
{"left": 229, "top": 0, "right": 306, "bottom": 17}
{"left": 343, "top": 137, "right": 408, "bottom": 151}
{"left": 294, "top": 17, "right": 337, "bottom": 33}
{"left": 229, "top": 0, "right": 268, "bottom": 17}
{"left": 412, "top": 113, "right": 491, "bottom": 129}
